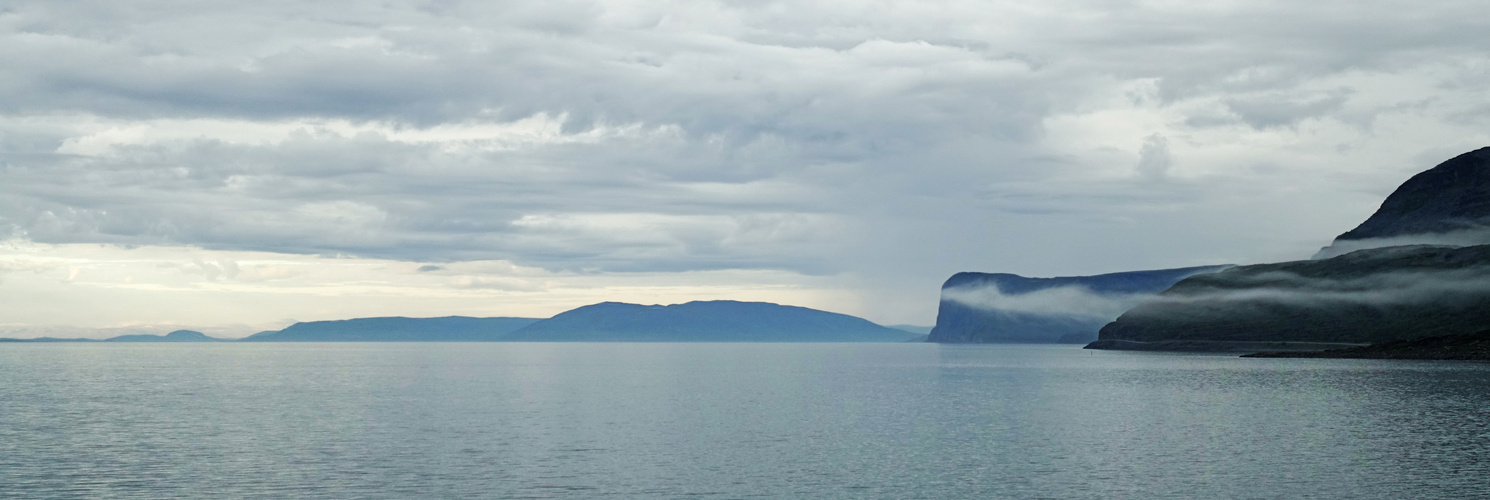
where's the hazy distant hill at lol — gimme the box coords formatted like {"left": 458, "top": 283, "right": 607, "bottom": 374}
{"left": 502, "top": 300, "right": 918, "bottom": 342}
{"left": 243, "top": 316, "right": 541, "bottom": 341}
{"left": 106, "top": 330, "right": 221, "bottom": 342}
{"left": 927, "top": 266, "right": 1229, "bottom": 344}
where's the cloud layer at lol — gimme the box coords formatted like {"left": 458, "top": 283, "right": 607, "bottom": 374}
{"left": 941, "top": 284, "right": 1151, "bottom": 319}
{"left": 2, "top": 0, "right": 1489, "bottom": 328}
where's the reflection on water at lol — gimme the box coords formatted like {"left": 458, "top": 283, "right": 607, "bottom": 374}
{"left": 1, "top": 343, "right": 1486, "bottom": 499}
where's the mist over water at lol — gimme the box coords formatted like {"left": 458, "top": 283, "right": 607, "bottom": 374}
{"left": 2, "top": 343, "right": 1487, "bottom": 499}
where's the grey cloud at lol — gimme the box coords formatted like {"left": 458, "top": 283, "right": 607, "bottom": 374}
{"left": 1222, "top": 89, "right": 1353, "bottom": 130}
{"left": 1135, "top": 134, "right": 1171, "bottom": 180}
{"left": 1, "top": 0, "right": 1488, "bottom": 312}
{"left": 0, "top": 129, "right": 861, "bottom": 272}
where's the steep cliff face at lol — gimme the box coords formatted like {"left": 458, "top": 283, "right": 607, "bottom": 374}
{"left": 1317, "top": 147, "right": 1490, "bottom": 258}
{"left": 927, "top": 266, "right": 1229, "bottom": 344}
{"left": 1094, "top": 244, "right": 1490, "bottom": 345}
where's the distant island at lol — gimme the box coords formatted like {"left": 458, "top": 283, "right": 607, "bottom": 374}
{"left": 2, "top": 301, "right": 920, "bottom": 343}
{"left": 107, "top": 330, "right": 222, "bottom": 342}
{"left": 927, "top": 266, "right": 1229, "bottom": 344}
{"left": 1, "top": 330, "right": 223, "bottom": 343}
{"left": 244, "top": 301, "right": 915, "bottom": 342}
{"left": 501, "top": 300, "right": 920, "bottom": 342}
{"left": 243, "top": 316, "right": 541, "bottom": 342}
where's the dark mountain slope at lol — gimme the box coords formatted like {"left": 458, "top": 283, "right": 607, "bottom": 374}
{"left": 1318, "top": 147, "right": 1490, "bottom": 258}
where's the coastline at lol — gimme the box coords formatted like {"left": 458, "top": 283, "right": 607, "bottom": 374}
{"left": 1242, "top": 330, "right": 1490, "bottom": 360}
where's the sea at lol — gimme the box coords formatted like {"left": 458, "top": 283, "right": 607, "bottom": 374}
{"left": 1, "top": 343, "right": 1486, "bottom": 499}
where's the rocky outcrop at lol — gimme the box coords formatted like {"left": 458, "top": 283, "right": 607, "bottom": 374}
{"left": 1085, "top": 339, "right": 1366, "bottom": 353}
{"left": 927, "top": 266, "right": 1229, "bottom": 344}
{"left": 1242, "top": 328, "right": 1490, "bottom": 360}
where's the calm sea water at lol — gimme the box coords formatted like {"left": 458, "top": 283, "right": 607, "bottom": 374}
{"left": 1, "top": 343, "right": 1487, "bottom": 499}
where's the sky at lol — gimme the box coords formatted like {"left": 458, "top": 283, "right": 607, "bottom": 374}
{"left": 2, "top": 0, "right": 1488, "bottom": 337}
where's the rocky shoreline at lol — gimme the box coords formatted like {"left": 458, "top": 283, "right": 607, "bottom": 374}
{"left": 1083, "top": 339, "right": 1367, "bottom": 353}
{"left": 1242, "top": 329, "right": 1490, "bottom": 360}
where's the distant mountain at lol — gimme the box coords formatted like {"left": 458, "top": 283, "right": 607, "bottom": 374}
{"left": 927, "top": 266, "right": 1230, "bottom": 344}
{"left": 1316, "top": 147, "right": 1490, "bottom": 258}
{"left": 1092, "top": 244, "right": 1490, "bottom": 347}
{"left": 502, "top": 300, "right": 918, "bottom": 342}
{"left": 243, "top": 316, "right": 541, "bottom": 341}
{"left": 106, "top": 330, "right": 221, "bottom": 342}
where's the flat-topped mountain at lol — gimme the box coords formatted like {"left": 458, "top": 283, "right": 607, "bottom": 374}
{"left": 1317, "top": 147, "right": 1490, "bottom": 258}
{"left": 243, "top": 316, "right": 541, "bottom": 341}
{"left": 502, "top": 300, "right": 917, "bottom": 342}
{"left": 927, "top": 266, "right": 1229, "bottom": 344}
{"left": 106, "top": 330, "right": 221, "bottom": 342}
{"left": 1091, "top": 244, "right": 1490, "bottom": 347}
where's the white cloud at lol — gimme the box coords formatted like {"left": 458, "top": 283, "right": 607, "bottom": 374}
{"left": 1135, "top": 133, "right": 1172, "bottom": 180}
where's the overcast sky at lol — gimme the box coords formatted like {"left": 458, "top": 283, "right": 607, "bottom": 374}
{"left": 2, "top": 0, "right": 1488, "bottom": 337}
